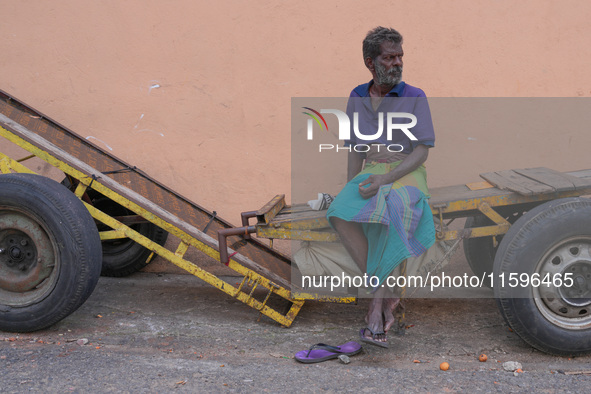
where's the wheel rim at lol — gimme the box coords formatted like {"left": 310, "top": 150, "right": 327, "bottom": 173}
{"left": 534, "top": 236, "right": 591, "bottom": 330}
{"left": 0, "top": 208, "right": 59, "bottom": 307}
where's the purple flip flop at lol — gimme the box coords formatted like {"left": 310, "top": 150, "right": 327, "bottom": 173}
{"left": 294, "top": 341, "right": 362, "bottom": 363}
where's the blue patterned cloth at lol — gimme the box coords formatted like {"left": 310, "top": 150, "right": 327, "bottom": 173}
{"left": 326, "top": 161, "right": 435, "bottom": 286}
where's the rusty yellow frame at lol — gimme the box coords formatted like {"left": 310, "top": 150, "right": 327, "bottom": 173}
{"left": 256, "top": 175, "right": 591, "bottom": 244}
{"left": 431, "top": 201, "right": 510, "bottom": 241}
{"left": 255, "top": 200, "right": 511, "bottom": 243}
{"left": 0, "top": 125, "right": 315, "bottom": 326}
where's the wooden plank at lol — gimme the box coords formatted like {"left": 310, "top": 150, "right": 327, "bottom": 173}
{"left": 278, "top": 203, "right": 315, "bottom": 214}
{"left": 466, "top": 180, "right": 495, "bottom": 191}
{"left": 559, "top": 171, "right": 591, "bottom": 190}
{"left": 498, "top": 169, "right": 555, "bottom": 194}
{"left": 514, "top": 167, "right": 591, "bottom": 191}
{"left": 431, "top": 168, "right": 591, "bottom": 207}
{"left": 480, "top": 169, "right": 555, "bottom": 195}
{"left": 429, "top": 183, "right": 503, "bottom": 206}
{"left": 513, "top": 167, "right": 577, "bottom": 192}
{"left": 567, "top": 169, "right": 591, "bottom": 180}
{"left": 275, "top": 209, "right": 326, "bottom": 222}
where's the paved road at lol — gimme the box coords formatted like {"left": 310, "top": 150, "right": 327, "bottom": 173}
{"left": 2, "top": 273, "right": 590, "bottom": 393}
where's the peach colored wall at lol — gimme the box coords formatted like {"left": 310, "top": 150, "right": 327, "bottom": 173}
{"left": 2, "top": 0, "right": 591, "bottom": 227}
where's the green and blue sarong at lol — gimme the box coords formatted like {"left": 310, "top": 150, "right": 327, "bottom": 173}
{"left": 326, "top": 161, "right": 435, "bottom": 286}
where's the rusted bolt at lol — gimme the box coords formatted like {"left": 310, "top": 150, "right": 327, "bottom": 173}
{"left": 10, "top": 248, "right": 21, "bottom": 259}
{"left": 20, "top": 240, "right": 28, "bottom": 246}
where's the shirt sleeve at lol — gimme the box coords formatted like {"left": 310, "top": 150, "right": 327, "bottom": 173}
{"left": 410, "top": 95, "right": 435, "bottom": 149}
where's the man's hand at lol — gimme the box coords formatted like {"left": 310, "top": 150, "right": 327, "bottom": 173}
{"left": 358, "top": 174, "right": 390, "bottom": 199}
{"left": 354, "top": 145, "right": 430, "bottom": 199}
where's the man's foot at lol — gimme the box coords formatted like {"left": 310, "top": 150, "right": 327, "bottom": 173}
{"left": 363, "top": 297, "right": 387, "bottom": 345}
{"left": 359, "top": 327, "right": 389, "bottom": 348}
{"left": 382, "top": 297, "right": 400, "bottom": 333}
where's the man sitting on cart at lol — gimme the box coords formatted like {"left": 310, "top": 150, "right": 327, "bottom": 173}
{"left": 327, "top": 26, "right": 436, "bottom": 348}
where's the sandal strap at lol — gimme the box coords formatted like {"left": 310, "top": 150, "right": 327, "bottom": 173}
{"left": 305, "top": 343, "right": 343, "bottom": 357}
{"left": 363, "top": 327, "right": 386, "bottom": 338}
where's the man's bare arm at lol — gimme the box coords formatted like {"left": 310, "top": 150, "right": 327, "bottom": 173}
{"left": 358, "top": 144, "right": 429, "bottom": 199}
{"left": 381, "top": 144, "right": 429, "bottom": 183}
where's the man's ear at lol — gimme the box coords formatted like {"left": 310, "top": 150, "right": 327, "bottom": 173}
{"left": 364, "top": 57, "right": 374, "bottom": 71}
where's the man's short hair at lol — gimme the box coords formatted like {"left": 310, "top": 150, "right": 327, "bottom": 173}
{"left": 362, "top": 26, "right": 403, "bottom": 61}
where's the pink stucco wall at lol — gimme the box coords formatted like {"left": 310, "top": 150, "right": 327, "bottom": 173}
{"left": 1, "top": 1, "right": 590, "bottom": 266}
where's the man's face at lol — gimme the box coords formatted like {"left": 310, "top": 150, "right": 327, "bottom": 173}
{"left": 371, "top": 41, "right": 404, "bottom": 87}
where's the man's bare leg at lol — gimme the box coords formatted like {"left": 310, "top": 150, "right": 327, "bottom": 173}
{"left": 331, "top": 217, "right": 389, "bottom": 344}
{"left": 330, "top": 218, "right": 367, "bottom": 272}
{"left": 362, "top": 286, "right": 389, "bottom": 344}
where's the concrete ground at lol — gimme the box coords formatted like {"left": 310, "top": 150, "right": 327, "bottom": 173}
{"left": 2, "top": 269, "right": 591, "bottom": 393}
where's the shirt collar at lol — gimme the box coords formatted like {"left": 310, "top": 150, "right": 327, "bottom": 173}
{"left": 357, "top": 80, "right": 406, "bottom": 97}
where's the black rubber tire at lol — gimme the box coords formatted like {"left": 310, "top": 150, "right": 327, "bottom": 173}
{"left": 91, "top": 196, "right": 168, "bottom": 277}
{"left": 61, "top": 177, "right": 168, "bottom": 277}
{"left": 463, "top": 212, "right": 524, "bottom": 288}
{"left": 493, "top": 197, "right": 591, "bottom": 356}
{"left": 0, "top": 173, "right": 102, "bottom": 332}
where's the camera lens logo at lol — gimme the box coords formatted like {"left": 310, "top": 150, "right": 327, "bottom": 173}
{"left": 302, "top": 107, "right": 329, "bottom": 139}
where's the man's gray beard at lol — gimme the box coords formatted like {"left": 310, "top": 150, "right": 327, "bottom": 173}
{"left": 375, "top": 62, "right": 402, "bottom": 87}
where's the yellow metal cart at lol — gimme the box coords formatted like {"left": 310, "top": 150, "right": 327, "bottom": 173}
{"left": 2, "top": 89, "right": 591, "bottom": 356}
